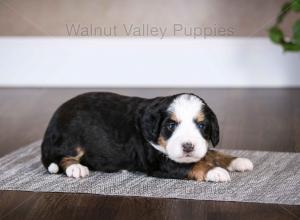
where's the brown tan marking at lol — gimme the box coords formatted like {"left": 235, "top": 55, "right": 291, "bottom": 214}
{"left": 59, "top": 146, "right": 85, "bottom": 171}
{"left": 158, "top": 136, "right": 167, "bottom": 148}
{"left": 170, "top": 113, "right": 179, "bottom": 123}
{"left": 195, "top": 112, "right": 205, "bottom": 123}
{"left": 187, "top": 150, "right": 236, "bottom": 181}
{"left": 206, "top": 150, "right": 236, "bottom": 168}
{"left": 187, "top": 160, "right": 213, "bottom": 181}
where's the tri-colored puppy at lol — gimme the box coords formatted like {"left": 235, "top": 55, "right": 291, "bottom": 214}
{"left": 41, "top": 92, "right": 253, "bottom": 182}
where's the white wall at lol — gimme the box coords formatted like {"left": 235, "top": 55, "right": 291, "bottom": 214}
{"left": 0, "top": 37, "right": 299, "bottom": 88}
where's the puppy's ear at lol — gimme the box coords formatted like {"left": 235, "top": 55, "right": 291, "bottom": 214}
{"left": 140, "top": 109, "right": 162, "bottom": 142}
{"left": 139, "top": 97, "right": 172, "bottom": 143}
{"left": 210, "top": 112, "right": 220, "bottom": 147}
{"left": 204, "top": 105, "right": 219, "bottom": 147}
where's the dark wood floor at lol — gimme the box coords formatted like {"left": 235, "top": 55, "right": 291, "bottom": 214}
{"left": 0, "top": 88, "right": 299, "bottom": 220}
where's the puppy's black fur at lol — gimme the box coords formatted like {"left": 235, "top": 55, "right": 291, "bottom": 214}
{"left": 41, "top": 92, "right": 219, "bottom": 179}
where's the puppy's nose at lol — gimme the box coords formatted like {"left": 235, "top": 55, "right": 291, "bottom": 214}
{"left": 182, "top": 142, "right": 194, "bottom": 153}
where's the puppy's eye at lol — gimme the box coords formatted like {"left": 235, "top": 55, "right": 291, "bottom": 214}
{"left": 197, "top": 123, "right": 205, "bottom": 129}
{"left": 167, "top": 122, "right": 177, "bottom": 131}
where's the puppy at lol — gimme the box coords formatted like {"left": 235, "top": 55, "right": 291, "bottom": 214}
{"left": 41, "top": 92, "right": 253, "bottom": 182}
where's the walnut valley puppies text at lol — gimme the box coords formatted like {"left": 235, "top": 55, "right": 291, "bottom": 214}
{"left": 66, "top": 24, "right": 234, "bottom": 39}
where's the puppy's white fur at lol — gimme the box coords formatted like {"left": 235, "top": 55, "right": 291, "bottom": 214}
{"left": 205, "top": 167, "right": 231, "bottom": 182}
{"left": 228, "top": 158, "right": 253, "bottom": 172}
{"left": 66, "top": 164, "right": 89, "bottom": 178}
{"left": 150, "top": 142, "right": 167, "bottom": 154}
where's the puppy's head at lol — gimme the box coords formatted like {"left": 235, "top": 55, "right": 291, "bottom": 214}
{"left": 141, "top": 93, "right": 219, "bottom": 163}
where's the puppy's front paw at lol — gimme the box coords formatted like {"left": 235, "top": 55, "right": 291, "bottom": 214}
{"left": 205, "top": 167, "right": 231, "bottom": 182}
{"left": 228, "top": 158, "right": 253, "bottom": 172}
{"left": 65, "top": 164, "right": 89, "bottom": 178}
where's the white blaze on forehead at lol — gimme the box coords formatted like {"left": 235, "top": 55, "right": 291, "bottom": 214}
{"left": 168, "top": 94, "right": 204, "bottom": 119}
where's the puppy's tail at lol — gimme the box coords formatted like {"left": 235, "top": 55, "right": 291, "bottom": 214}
{"left": 41, "top": 125, "right": 63, "bottom": 174}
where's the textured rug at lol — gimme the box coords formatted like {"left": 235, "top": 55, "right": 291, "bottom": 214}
{"left": 0, "top": 141, "right": 299, "bottom": 205}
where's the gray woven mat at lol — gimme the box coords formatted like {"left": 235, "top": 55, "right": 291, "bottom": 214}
{"left": 0, "top": 141, "right": 299, "bottom": 205}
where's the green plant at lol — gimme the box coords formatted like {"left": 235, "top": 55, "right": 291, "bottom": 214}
{"left": 269, "top": 0, "right": 300, "bottom": 51}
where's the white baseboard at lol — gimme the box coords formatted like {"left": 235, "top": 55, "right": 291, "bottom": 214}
{"left": 0, "top": 37, "right": 299, "bottom": 88}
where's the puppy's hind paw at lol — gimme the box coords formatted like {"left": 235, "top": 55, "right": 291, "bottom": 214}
{"left": 228, "top": 158, "right": 253, "bottom": 172}
{"left": 65, "top": 164, "right": 89, "bottom": 178}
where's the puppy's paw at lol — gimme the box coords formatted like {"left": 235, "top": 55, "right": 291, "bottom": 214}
{"left": 65, "top": 164, "right": 89, "bottom": 178}
{"left": 228, "top": 158, "right": 253, "bottom": 172}
{"left": 205, "top": 167, "right": 231, "bottom": 182}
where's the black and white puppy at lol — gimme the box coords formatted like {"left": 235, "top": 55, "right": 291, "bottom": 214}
{"left": 41, "top": 92, "right": 253, "bottom": 182}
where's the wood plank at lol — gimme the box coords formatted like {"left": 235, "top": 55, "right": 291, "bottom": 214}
{"left": 0, "top": 191, "right": 299, "bottom": 220}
